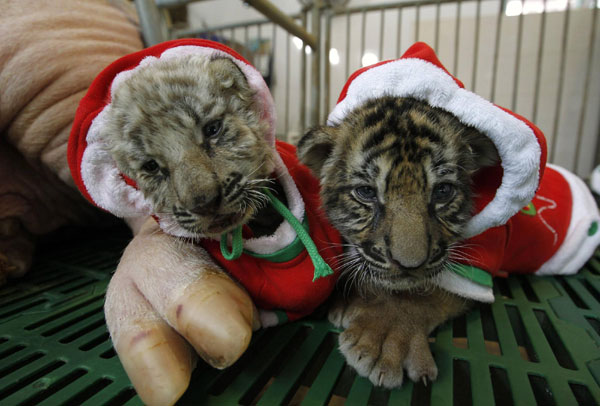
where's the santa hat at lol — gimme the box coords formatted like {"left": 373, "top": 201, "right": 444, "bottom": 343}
{"left": 328, "top": 42, "right": 547, "bottom": 239}
{"left": 68, "top": 39, "right": 305, "bottom": 250}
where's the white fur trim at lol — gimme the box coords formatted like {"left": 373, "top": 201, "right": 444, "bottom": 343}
{"left": 80, "top": 44, "right": 276, "bottom": 237}
{"left": 535, "top": 164, "right": 600, "bottom": 275}
{"left": 328, "top": 58, "right": 541, "bottom": 239}
{"left": 81, "top": 107, "right": 153, "bottom": 218}
{"left": 436, "top": 270, "right": 495, "bottom": 303}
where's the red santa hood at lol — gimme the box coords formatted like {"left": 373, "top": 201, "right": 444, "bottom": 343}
{"left": 68, "top": 39, "right": 305, "bottom": 247}
{"left": 328, "top": 42, "right": 547, "bottom": 239}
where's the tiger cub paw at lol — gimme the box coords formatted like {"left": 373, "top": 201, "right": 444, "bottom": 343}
{"left": 333, "top": 296, "right": 438, "bottom": 388}
{"left": 338, "top": 320, "right": 405, "bottom": 388}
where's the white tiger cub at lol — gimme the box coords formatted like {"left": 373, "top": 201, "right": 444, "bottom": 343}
{"left": 69, "top": 42, "right": 277, "bottom": 405}
{"left": 68, "top": 40, "right": 342, "bottom": 405}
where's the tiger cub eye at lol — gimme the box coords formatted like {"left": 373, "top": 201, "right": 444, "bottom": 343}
{"left": 354, "top": 186, "right": 378, "bottom": 202}
{"left": 203, "top": 119, "right": 223, "bottom": 138}
{"left": 432, "top": 183, "right": 455, "bottom": 203}
{"left": 142, "top": 159, "right": 160, "bottom": 174}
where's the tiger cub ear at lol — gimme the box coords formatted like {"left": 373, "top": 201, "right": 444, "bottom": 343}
{"left": 297, "top": 125, "right": 338, "bottom": 177}
{"left": 463, "top": 128, "right": 500, "bottom": 172}
{"left": 209, "top": 57, "right": 254, "bottom": 102}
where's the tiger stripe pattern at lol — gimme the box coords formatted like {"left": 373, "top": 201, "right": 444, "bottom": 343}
{"left": 298, "top": 96, "right": 498, "bottom": 292}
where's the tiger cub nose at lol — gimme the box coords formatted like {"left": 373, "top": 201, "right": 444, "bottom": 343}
{"left": 386, "top": 249, "right": 427, "bottom": 270}
{"left": 384, "top": 235, "right": 429, "bottom": 270}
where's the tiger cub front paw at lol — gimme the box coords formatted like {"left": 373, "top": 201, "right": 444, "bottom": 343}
{"left": 332, "top": 296, "right": 438, "bottom": 388}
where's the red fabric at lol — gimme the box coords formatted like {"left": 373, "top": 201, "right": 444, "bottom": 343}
{"left": 200, "top": 141, "right": 342, "bottom": 321}
{"left": 457, "top": 166, "right": 572, "bottom": 276}
{"left": 67, "top": 39, "right": 251, "bottom": 208}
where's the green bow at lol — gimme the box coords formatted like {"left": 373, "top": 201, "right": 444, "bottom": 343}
{"left": 220, "top": 188, "right": 333, "bottom": 282}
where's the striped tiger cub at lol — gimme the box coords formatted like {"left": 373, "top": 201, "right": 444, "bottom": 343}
{"left": 297, "top": 96, "right": 499, "bottom": 388}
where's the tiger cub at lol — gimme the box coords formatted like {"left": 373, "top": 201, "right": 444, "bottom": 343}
{"left": 297, "top": 96, "right": 499, "bottom": 388}
{"left": 102, "top": 55, "right": 279, "bottom": 237}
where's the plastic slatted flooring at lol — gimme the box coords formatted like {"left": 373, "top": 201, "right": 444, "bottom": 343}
{"left": 0, "top": 225, "right": 599, "bottom": 406}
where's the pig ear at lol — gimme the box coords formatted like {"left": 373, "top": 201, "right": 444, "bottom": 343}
{"left": 297, "top": 125, "right": 338, "bottom": 177}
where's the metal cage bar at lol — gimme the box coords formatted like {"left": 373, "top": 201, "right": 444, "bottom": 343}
{"left": 550, "top": 0, "right": 572, "bottom": 163}
{"left": 511, "top": 0, "right": 525, "bottom": 112}
{"left": 532, "top": 0, "right": 548, "bottom": 125}
{"left": 576, "top": 4, "right": 599, "bottom": 172}
{"left": 471, "top": 0, "right": 482, "bottom": 92}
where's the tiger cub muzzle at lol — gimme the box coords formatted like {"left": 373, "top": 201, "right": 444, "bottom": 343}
{"left": 171, "top": 168, "right": 271, "bottom": 235}
{"left": 345, "top": 178, "right": 451, "bottom": 289}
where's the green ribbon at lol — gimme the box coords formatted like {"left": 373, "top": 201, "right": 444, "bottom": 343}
{"left": 219, "top": 188, "right": 334, "bottom": 282}
{"left": 220, "top": 225, "right": 243, "bottom": 260}
{"left": 447, "top": 263, "right": 493, "bottom": 287}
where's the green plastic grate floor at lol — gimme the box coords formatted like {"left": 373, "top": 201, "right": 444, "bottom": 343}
{"left": 0, "top": 225, "right": 599, "bottom": 406}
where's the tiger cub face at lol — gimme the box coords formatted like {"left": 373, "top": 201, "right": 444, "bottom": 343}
{"left": 101, "top": 56, "right": 274, "bottom": 237}
{"left": 298, "top": 97, "right": 498, "bottom": 292}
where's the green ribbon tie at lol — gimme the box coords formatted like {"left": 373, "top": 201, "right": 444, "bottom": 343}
{"left": 220, "top": 225, "right": 243, "bottom": 260}
{"left": 219, "top": 188, "right": 334, "bottom": 282}
{"left": 447, "top": 263, "right": 493, "bottom": 288}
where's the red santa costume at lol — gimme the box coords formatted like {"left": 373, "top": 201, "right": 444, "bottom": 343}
{"left": 68, "top": 39, "right": 341, "bottom": 326}
{"left": 328, "top": 42, "right": 600, "bottom": 302}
